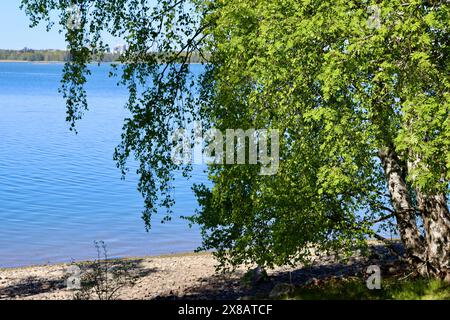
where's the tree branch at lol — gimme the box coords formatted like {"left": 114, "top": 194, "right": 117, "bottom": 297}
{"left": 372, "top": 233, "right": 403, "bottom": 259}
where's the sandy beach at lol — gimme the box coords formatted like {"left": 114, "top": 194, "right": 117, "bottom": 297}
{"left": 0, "top": 252, "right": 248, "bottom": 300}
{"left": 0, "top": 243, "right": 400, "bottom": 300}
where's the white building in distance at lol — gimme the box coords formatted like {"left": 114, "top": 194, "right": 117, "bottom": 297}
{"left": 112, "top": 44, "right": 128, "bottom": 54}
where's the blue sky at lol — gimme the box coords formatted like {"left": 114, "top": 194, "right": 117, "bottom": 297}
{"left": 0, "top": 1, "right": 67, "bottom": 49}
{"left": 0, "top": 1, "right": 186, "bottom": 51}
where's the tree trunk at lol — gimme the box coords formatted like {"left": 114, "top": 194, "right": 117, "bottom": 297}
{"left": 379, "top": 148, "right": 427, "bottom": 274}
{"left": 415, "top": 191, "right": 450, "bottom": 279}
{"left": 407, "top": 152, "right": 450, "bottom": 279}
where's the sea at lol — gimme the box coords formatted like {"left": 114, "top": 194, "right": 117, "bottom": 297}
{"left": 0, "top": 62, "right": 207, "bottom": 267}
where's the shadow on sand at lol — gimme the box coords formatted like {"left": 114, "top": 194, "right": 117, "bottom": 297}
{"left": 0, "top": 258, "right": 158, "bottom": 299}
{"left": 155, "top": 244, "right": 405, "bottom": 300}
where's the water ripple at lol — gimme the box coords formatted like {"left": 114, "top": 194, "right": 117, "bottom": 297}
{"left": 0, "top": 62, "right": 207, "bottom": 267}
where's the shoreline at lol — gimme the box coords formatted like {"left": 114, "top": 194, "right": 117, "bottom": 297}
{"left": 0, "top": 250, "right": 209, "bottom": 272}
{"left": 0, "top": 60, "right": 31, "bottom": 63}
{"left": 0, "top": 242, "right": 401, "bottom": 300}
{"left": 0, "top": 238, "right": 397, "bottom": 271}
{"left": 0, "top": 251, "right": 247, "bottom": 300}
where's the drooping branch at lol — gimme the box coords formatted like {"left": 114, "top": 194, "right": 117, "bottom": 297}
{"left": 372, "top": 233, "right": 403, "bottom": 259}
{"left": 364, "top": 212, "right": 396, "bottom": 225}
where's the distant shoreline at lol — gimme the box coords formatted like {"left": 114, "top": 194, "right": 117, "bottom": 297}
{"left": 0, "top": 60, "right": 204, "bottom": 65}
{"left": 0, "top": 60, "right": 64, "bottom": 63}
{"left": 0, "top": 60, "right": 30, "bottom": 63}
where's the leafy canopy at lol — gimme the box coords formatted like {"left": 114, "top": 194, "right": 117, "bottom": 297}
{"left": 21, "top": 0, "right": 450, "bottom": 268}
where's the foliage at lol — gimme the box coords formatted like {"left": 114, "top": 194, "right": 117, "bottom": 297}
{"left": 20, "top": 1, "right": 450, "bottom": 271}
{"left": 22, "top": 0, "right": 208, "bottom": 225}
{"left": 195, "top": 0, "right": 450, "bottom": 270}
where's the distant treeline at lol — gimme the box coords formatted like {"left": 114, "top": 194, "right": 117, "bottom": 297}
{"left": 0, "top": 48, "right": 207, "bottom": 63}
{"left": 0, "top": 49, "right": 119, "bottom": 62}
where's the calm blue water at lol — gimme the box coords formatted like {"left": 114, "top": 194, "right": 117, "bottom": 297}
{"left": 0, "top": 62, "right": 207, "bottom": 268}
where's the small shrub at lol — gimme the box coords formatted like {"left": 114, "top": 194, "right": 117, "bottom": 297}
{"left": 72, "top": 241, "right": 137, "bottom": 300}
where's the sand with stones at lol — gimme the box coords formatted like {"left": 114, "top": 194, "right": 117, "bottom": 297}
{"left": 0, "top": 244, "right": 400, "bottom": 300}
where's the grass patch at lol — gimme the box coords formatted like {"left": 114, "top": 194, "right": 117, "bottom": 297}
{"left": 288, "top": 277, "right": 450, "bottom": 300}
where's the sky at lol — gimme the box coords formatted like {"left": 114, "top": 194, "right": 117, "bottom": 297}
{"left": 0, "top": 1, "right": 120, "bottom": 50}
{"left": 0, "top": 1, "right": 68, "bottom": 50}
{"left": 0, "top": 1, "right": 188, "bottom": 51}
